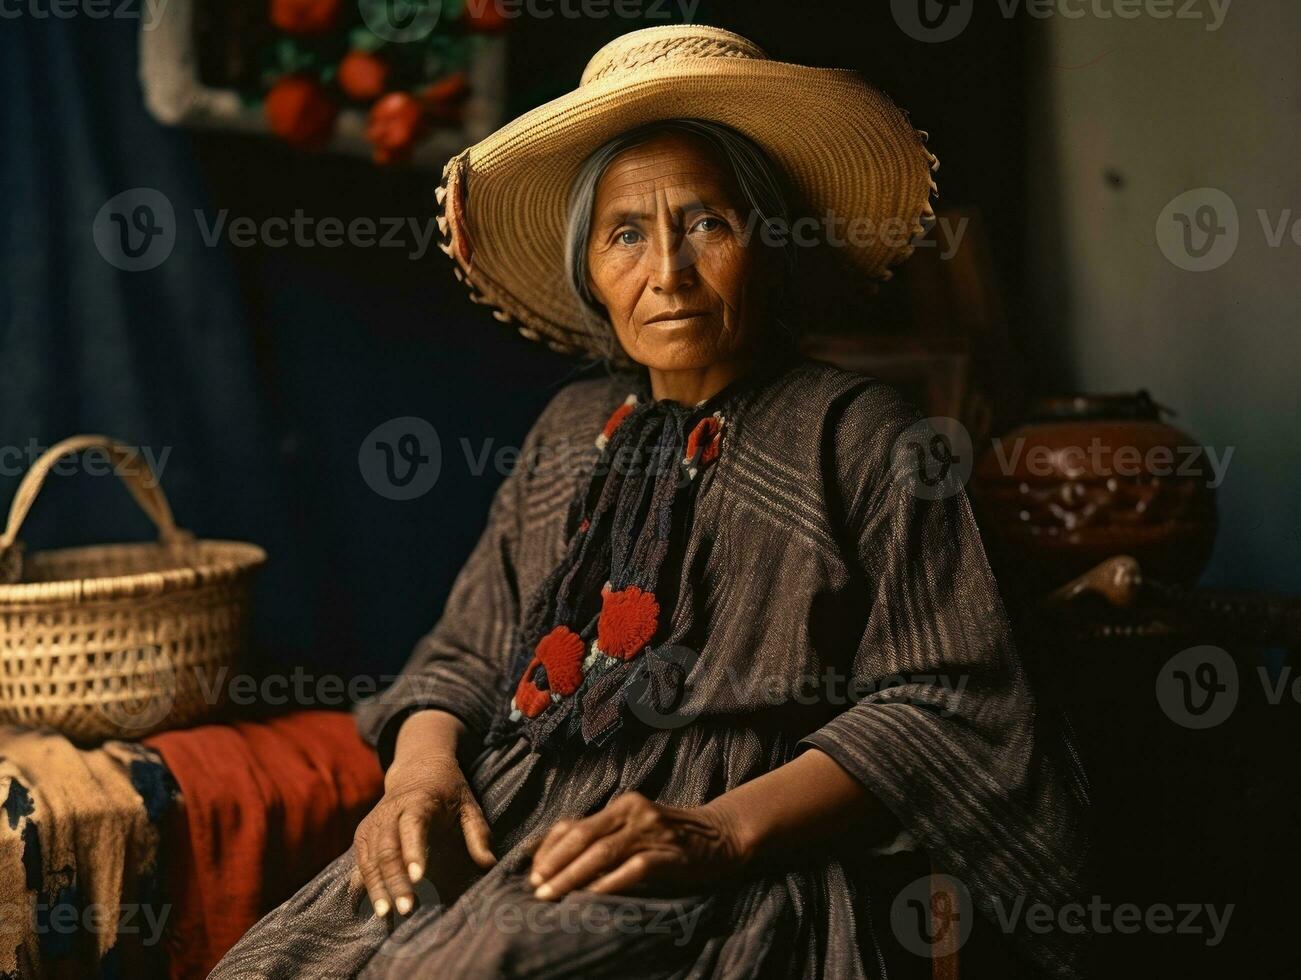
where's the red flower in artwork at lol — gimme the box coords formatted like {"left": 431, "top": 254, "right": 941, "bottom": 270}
{"left": 465, "top": 2, "right": 510, "bottom": 32}
{"left": 366, "top": 92, "right": 427, "bottom": 166}
{"left": 270, "top": 0, "right": 342, "bottom": 34}
{"left": 597, "top": 586, "right": 660, "bottom": 661}
{"left": 338, "top": 50, "right": 390, "bottom": 102}
{"left": 685, "top": 415, "right": 724, "bottom": 468}
{"left": 264, "top": 76, "right": 339, "bottom": 151}
{"left": 421, "top": 71, "right": 472, "bottom": 127}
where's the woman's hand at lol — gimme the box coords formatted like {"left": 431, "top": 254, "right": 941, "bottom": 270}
{"left": 352, "top": 711, "right": 495, "bottom": 918}
{"left": 528, "top": 791, "right": 750, "bottom": 900}
{"left": 528, "top": 751, "right": 895, "bottom": 903}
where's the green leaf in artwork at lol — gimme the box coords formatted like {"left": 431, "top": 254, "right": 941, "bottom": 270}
{"left": 349, "top": 25, "right": 387, "bottom": 53}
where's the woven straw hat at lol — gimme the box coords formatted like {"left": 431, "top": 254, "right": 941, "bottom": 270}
{"left": 435, "top": 24, "right": 938, "bottom": 357}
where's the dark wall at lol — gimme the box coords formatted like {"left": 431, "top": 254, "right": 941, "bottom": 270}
{"left": 3, "top": 5, "right": 1029, "bottom": 686}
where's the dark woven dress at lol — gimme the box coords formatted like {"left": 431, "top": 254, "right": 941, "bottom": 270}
{"left": 210, "top": 358, "right": 1089, "bottom": 979}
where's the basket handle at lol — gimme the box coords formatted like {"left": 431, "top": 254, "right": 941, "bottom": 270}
{"left": 0, "top": 435, "right": 189, "bottom": 551}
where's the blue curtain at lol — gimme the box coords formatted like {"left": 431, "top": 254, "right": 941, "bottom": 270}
{"left": 0, "top": 12, "right": 574, "bottom": 682}
{"left": 0, "top": 13, "right": 293, "bottom": 589}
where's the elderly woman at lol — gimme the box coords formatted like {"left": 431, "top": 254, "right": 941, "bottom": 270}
{"left": 213, "top": 25, "right": 1087, "bottom": 980}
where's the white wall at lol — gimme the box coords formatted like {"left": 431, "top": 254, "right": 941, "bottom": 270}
{"left": 1026, "top": 2, "right": 1301, "bottom": 591}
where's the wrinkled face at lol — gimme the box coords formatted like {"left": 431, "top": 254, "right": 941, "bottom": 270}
{"left": 585, "top": 133, "right": 764, "bottom": 373}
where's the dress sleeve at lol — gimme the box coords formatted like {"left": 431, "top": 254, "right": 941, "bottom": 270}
{"left": 799, "top": 383, "right": 1089, "bottom": 978}
{"left": 354, "top": 403, "right": 547, "bottom": 769}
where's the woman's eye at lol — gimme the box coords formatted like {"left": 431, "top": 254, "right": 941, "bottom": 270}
{"left": 692, "top": 216, "right": 724, "bottom": 234}
{"left": 616, "top": 230, "right": 642, "bottom": 246}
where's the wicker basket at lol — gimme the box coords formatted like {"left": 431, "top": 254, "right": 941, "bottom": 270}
{"left": 0, "top": 435, "right": 266, "bottom": 743}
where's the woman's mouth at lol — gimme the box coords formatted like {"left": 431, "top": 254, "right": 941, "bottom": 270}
{"left": 645, "top": 310, "right": 711, "bottom": 325}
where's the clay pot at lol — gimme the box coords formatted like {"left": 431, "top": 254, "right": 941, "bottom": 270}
{"left": 970, "top": 392, "right": 1217, "bottom": 589}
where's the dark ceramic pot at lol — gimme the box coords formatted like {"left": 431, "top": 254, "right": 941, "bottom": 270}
{"left": 970, "top": 392, "right": 1217, "bottom": 589}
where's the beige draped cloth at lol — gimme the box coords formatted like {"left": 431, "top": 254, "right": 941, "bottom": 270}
{"left": 0, "top": 728, "right": 173, "bottom": 978}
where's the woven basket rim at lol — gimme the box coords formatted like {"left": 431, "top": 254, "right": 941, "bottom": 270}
{"left": 0, "top": 539, "right": 266, "bottom": 607}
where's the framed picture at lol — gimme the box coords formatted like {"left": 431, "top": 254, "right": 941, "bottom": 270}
{"left": 139, "top": 0, "right": 507, "bottom": 168}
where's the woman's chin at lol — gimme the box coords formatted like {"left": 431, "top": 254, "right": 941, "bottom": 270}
{"left": 629, "top": 348, "right": 719, "bottom": 373}
{"left": 623, "top": 323, "right": 732, "bottom": 371}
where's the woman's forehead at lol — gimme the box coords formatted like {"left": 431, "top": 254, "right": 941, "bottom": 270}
{"left": 593, "top": 135, "right": 740, "bottom": 215}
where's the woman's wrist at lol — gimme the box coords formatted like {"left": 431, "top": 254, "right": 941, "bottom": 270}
{"left": 388, "top": 709, "right": 466, "bottom": 787}
{"left": 699, "top": 793, "right": 764, "bottom": 870}
{"left": 698, "top": 749, "right": 883, "bottom": 872}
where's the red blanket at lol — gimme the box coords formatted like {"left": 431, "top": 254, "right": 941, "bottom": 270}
{"left": 145, "top": 711, "right": 383, "bottom": 979}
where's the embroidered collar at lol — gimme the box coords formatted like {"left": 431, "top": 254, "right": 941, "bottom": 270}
{"left": 492, "top": 356, "right": 785, "bottom": 752}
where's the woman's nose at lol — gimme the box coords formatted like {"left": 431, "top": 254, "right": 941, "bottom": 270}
{"left": 648, "top": 233, "right": 697, "bottom": 293}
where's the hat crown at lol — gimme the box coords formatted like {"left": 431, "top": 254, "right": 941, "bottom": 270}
{"left": 580, "top": 25, "right": 768, "bottom": 87}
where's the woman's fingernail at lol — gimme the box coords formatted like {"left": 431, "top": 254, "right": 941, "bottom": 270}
{"left": 396, "top": 896, "right": 412, "bottom": 915}
{"left": 373, "top": 899, "right": 390, "bottom": 918}
{"left": 408, "top": 863, "right": 423, "bottom": 882}
{"left": 528, "top": 871, "right": 542, "bottom": 886}
{"left": 534, "top": 884, "right": 554, "bottom": 900}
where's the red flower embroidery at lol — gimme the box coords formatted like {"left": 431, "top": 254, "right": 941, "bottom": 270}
{"left": 514, "top": 667, "right": 551, "bottom": 718}
{"left": 536, "top": 626, "right": 585, "bottom": 695}
{"left": 595, "top": 395, "right": 637, "bottom": 450}
{"left": 514, "top": 625, "right": 586, "bottom": 718}
{"left": 597, "top": 586, "right": 660, "bottom": 661}
{"left": 685, "top": 415, "right": 724, "bottom": 467}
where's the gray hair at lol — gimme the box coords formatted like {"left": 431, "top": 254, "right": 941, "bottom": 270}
{"left": 565, "top": 119, "right": 796, "bottom": 358}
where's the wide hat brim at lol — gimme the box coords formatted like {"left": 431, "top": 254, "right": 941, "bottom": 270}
{"left": 436, "top": 37, "right": 938, "bottom": 358}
